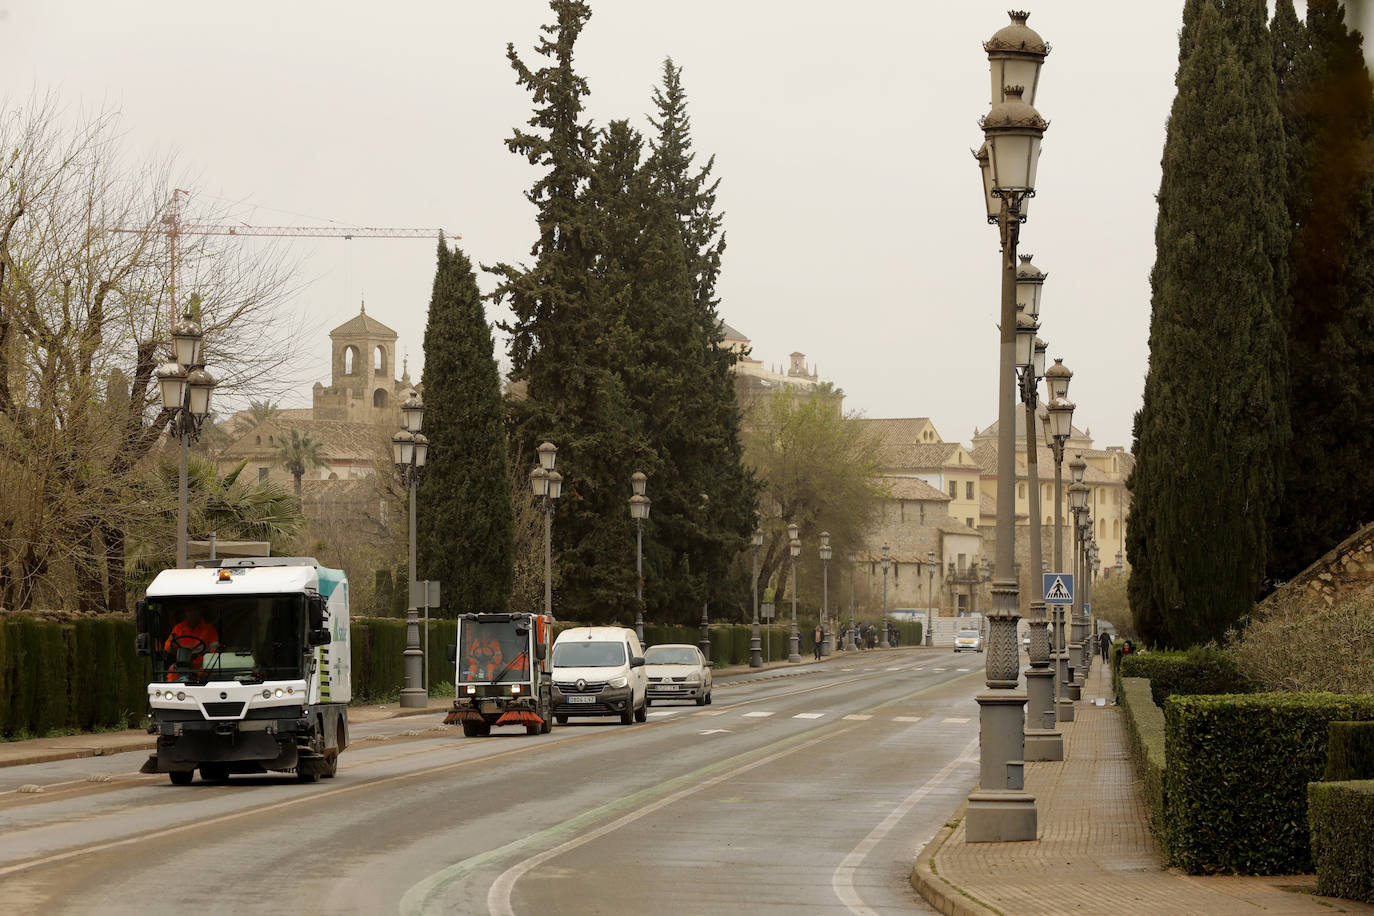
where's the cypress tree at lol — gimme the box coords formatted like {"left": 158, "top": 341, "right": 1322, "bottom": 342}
{"left": 644, "top": 60, "right": 757, "bottom": 619}
{"left": 1269, "top": 0, "right": 1374, "bottom": 582}
{"left": 492, "top": 1, "right": 647, "bottom": 622}
{"left": 1128, "top": 0, "right": 1289, "bottom": 647}
{"left": 416, "top": 239, "right": 515, "bottom": 616}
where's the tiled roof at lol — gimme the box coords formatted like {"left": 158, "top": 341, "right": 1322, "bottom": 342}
{"left": 718, "top": 321, "right": 748, "bottom": 342}
{"left": 881, "top": 477, "right": 951, "bottom": 502}
{"left": 973, "top": 414, "right": 1090, "bottom": 449}
{"left": 331, "top": 306, "right": 397, "bottom": 339}
{"left": 220, "top": 419, "right": 391, "bottom": 463}
{"left": 936, "top": 518, "right": 982, "bottom": 536}
{"left": 969, "top": 442, "right": 1126, "bottom": 485}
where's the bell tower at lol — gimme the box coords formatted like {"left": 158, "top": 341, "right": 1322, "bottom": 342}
{"left": 314, "top": 302, "right": 401, "bottom": 423}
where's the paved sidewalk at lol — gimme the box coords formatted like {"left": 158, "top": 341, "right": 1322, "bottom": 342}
{"left": 913, "top": 661, "right": 1374, "bottom": 915}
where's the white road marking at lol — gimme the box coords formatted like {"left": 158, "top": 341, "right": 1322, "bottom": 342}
{"left": 842, "top": 714, "right": 872, "bottom": 721}
{"left": 840, "top": 668, "right": 855, "bottom": 672}
{"left": 912, "top": 667, "right": 926, "bottom": 671}
{"left": 942, "top": 717, "right": 971, "bottom": 724}
{"left": 694, "top": 710, "right": 727, "bottom": 717}
{"left": 698, "top": 729, "right": 731, "bottom": 735}
{"left": 481, "top": 729, "right": 856, "bottom": 916}
{"left": 793, "top": 713, "right": 824, "bottom": 719}
{"left": 885, "top": 667, "right": 902, "bottom": 671}
{"left": 932, "top": 668, "right": 948, "bottom": 672}
{"left": 742, "top": 711, "right": 775, "bottom": 718}
{"left": 893, "top": 716, "right": 922, "bottom": 723}
{"left": 831, "top": 737, "right": 979, "bottom": 916}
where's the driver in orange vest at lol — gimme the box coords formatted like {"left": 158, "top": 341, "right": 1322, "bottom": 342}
{"left": 165, "top": 606, "right": 220, "bottom": 682}
{"left": 466, "top": 637, "right": 504, "bottom": 681}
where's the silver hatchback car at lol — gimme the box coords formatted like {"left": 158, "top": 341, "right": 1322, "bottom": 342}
{"left": 954, "top": 629, "right": 985, "bottom": 653}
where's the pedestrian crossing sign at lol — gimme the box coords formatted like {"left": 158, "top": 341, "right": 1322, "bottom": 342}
{"left": 1043, "top": 573, "right": 1074, "bottom": 604}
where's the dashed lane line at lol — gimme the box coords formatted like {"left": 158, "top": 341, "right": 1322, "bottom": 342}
{"left": 793, "top": 713, "right": 825, "bottom": 719}
{"left": 893, "top": 716, "right": 922, "bottom": 723}
{"left": 942, "top": 717, "right": 971, "bottom": 724}
{"left": 843, "top": 714, "right": 872, "bottom": 721}
{"left": 742, "top": 711, "right": 775, "bottom": 718}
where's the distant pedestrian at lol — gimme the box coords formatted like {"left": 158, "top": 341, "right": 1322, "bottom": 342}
{"left": 1099, "top": 631, "right": 1113, "bottom": 663}
{"left": 813, "top": 625, "right": 823, "bottom": 661}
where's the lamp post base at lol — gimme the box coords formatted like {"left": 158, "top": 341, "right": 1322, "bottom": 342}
{"left": 401, "top": 607, "right": 425, "bottom": 708}
{"left": 399, "top": 688, "right": 428, "bottom": 709}
{"left": 1023, "top": 667, "right": 1062, "bottom": 761}
{"left": 788, "top": 631, "right": 801, "bottom": 663}
{"left": 1056, "top": 697, "right": 1076, "bottom": 723}
{"left": 749, "top": 628, "right": 763, "bottom": 668}
{"left": 965, "top": 789, "right": 1039, "bottom": 843}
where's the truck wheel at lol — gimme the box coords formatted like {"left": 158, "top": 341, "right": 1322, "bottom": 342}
{"left": 621, "top": 704, "right": 635, "bottom": 725}
{"left": 461, "top": 720, "right": 482, "bottom": 738}
{"left": 556, "top": 715, "right": 568, "bottom": 725}
{"left": 297, "top": 766, "right": 322, "bottom": 784}
{"left": 526, "top": 724, "right": 541, "bottom": 736}
{"left": 169, "top": 770, "right": 194, "bottom": 786}
{"left": 542, "top": 714, "right": 553, "bottom": 734}
{"left": 321, "top": 751, "right": 338, "bottom": 779}
{"left": 634, "top": 701, "right": 647, "bottom": 723}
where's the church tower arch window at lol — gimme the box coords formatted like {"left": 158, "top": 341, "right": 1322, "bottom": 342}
{"left": 373, "top": 388, "right": 389, "bottom": 409}
{"left": 344, "top": 346, "right": 360, "bottom": 376}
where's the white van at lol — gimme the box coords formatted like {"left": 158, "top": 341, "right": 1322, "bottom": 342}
{"left": 551, "top": 626, "right": 647, "bottom": 725}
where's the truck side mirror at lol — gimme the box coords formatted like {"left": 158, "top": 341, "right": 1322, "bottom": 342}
{"left": 308, "top": 595, "right": 327, "bottom": 632}
{"left": 630, "top": 656, "right": 645, "bottom": 669}
{"left": 308, "top": 628, "right": 331, "bottom": 647}
{"left": 135, "top": 633, "right": 151, "bottom": 657}
{"left": 535, "top": 643, "right": 547, "bottom": 661}
{"left": 134, "top": 598, "right": 148, "bottom": 636}
{"left": 445, "top": 644, "right": 457, "bottom": 663}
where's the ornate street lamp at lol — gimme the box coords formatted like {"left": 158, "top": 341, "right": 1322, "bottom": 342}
{"left": 158, "top": 311, "right": 216, "bottom": 570}
{"left": 966, "top": 8, "right": 1048, "bottom": 844}
{"left": 925, "top": 549, "right": 937, "bottom": 646}
{"left": 846, "top": 551, "right": 858, "bottom": 651}
{"left": 698, "top": 493, "right": 712, "bottom": 661}
{"left": 530, "top": 442, "right": 561, "bottom": 623}
{"left": 394, "top": 391, "right": 430, "bottom": 708}
{"left": 750, "top": 528, "right": 764, "bottom": 667}
{"left": 819, "top": 532, "right": 833, "bottom": 656}
{"left": 879, "top": 543, "right": 891, "bottom": 649}
{"left": 787, "top": 525, "right": 802, "bottom": 663}
{"left": 629, "top": 471, "right": 650, "bottom": 642}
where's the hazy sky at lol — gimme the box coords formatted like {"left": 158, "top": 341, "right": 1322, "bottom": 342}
{"left": 3, "top": 1, "right": 1249, "bottom": 449}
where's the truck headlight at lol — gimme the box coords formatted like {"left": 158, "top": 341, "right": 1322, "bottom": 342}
{"left": 510, "top": 685, "right": 522, "bottom": 694}
{"left": 608, "top": 676, "right": 628, "bottom": 689}
{"left": 274, "top": 688, "right": 284, "bottom": 698}
{"left": 164, "top": 691, "right": 175, "bottom": 701}
{"left": 466, "top": 685, "right": 477, "bottom": 695}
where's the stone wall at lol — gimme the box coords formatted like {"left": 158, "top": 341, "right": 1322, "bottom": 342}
{"left": 1267, "top": 521, "right": 1374, "bottom": 608}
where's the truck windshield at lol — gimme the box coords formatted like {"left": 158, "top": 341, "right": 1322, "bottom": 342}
{"left": 459, "top": 619, "right": 531, "bottom": 683}
{"left": 552, "top": 641, "right": 626, "bottom": 669}
{"left": 148, "top": 595, "right": 306, "bottom": 685}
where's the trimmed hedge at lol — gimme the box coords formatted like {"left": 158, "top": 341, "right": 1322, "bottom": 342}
{"left": 1118, "top": 676, "right": 1167, "bottom": 847}
{"left": 1164, "top": 692, "right": 1374, "bottom": 874}
{"left": 1309, "top": 780, "right": 1374, "bottom": 903}
{"left": 1326, "top": 721, "right": 1374, "bottom": 782}
{"left": 0, "top": 617, "right": 147, "bottom": 738}
{"left": 1121, "top": 647, "right": 1253, "bottom": 709}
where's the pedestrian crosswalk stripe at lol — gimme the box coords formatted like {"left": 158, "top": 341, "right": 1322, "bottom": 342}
{"left": 942, "top": 717, "right": 971, "bottom": 724}
{"left": 793, "top": 713, "right": 824, "bottom": 719}
{"left": 843, "top": 714, "right": 873, "bottom": 721}
{"left": 894, "top": 716, "right": 922, "bottom": 723}
{"left": 742, "top": 711, "right": 774, "bottom": 718}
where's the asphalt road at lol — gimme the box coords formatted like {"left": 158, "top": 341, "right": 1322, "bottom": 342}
{"left": 0, "top": 647, "right": 986, "bottom": 914}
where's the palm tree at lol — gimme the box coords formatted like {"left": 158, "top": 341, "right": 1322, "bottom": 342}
{"left": 274, "top": 429, "right": 327, "bottom": 496}
{"left": 248, "top": 399, "right": 282, "bottom": 425}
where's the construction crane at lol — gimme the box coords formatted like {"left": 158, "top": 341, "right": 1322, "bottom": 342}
{"left": 111, "top": 188, "right": 460, "bottom": 337}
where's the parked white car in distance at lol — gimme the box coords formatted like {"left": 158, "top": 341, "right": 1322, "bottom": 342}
{"left": 644, "top": 644, "right": 712, "bottom": 706}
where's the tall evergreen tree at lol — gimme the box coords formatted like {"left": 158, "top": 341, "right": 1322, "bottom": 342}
{"left": 417, "top": 239, "right": 515, "bottom": 616}
{"left": 491, "top": 1, "right": 648, "bottom": 622}
{"left": 643, "top": 60, "right": 757, "bottom": 617}
{"left": 1128, "top": 0, "right": 1289, "bottom": 647}
{"left": 1269, "top": 0, "right": 1374, "bottom": 582}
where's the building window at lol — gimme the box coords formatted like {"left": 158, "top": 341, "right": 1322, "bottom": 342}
{"left": 374, "top": 345, "right": 385, "bottom": 373}
{"left": 948, "top": 481, "right": 956, "bottom": 498}
{"left": 965, "top": 481, "right": 974, "bottom": 500}
{"left": 255, "top": 435, "right": 261, "bottom": 445}
{"left": 373, "top": 388, "right": 388, "bottom": 408}
{"left": 1113, "top": 519, "right": 1120, "bottom": 539}
{"left": 344, "top": 346, "right": 359, "bottom": 376}
{"left": 894, "top": 561, "right": 899, "bottom": 582}
{"left": 899, "top": 500, "right": 906, "bottom": 523}
{"left": 1018, "top": 482, "right": 1026, "bottom": 499}
{"left": 258, "top": 467, "right": 269, "bottom": 482}
{"left": 967, "top": 517, "right": 975, "bottom": 528}
{"left": 1100, "top": 518, "right": 1107, "bottom": 538}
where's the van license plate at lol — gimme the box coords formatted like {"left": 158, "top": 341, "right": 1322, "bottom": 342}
{"left": 567, "top": 695, "right": 595, "bottom": 704}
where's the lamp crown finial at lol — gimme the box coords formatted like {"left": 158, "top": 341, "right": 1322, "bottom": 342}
{"left": 1009, "top": 10, "right": 1030, "bottom": 25}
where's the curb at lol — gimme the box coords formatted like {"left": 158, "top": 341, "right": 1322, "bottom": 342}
{"left": 911, "top": 808, "right": 1001, "bottom": 916}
